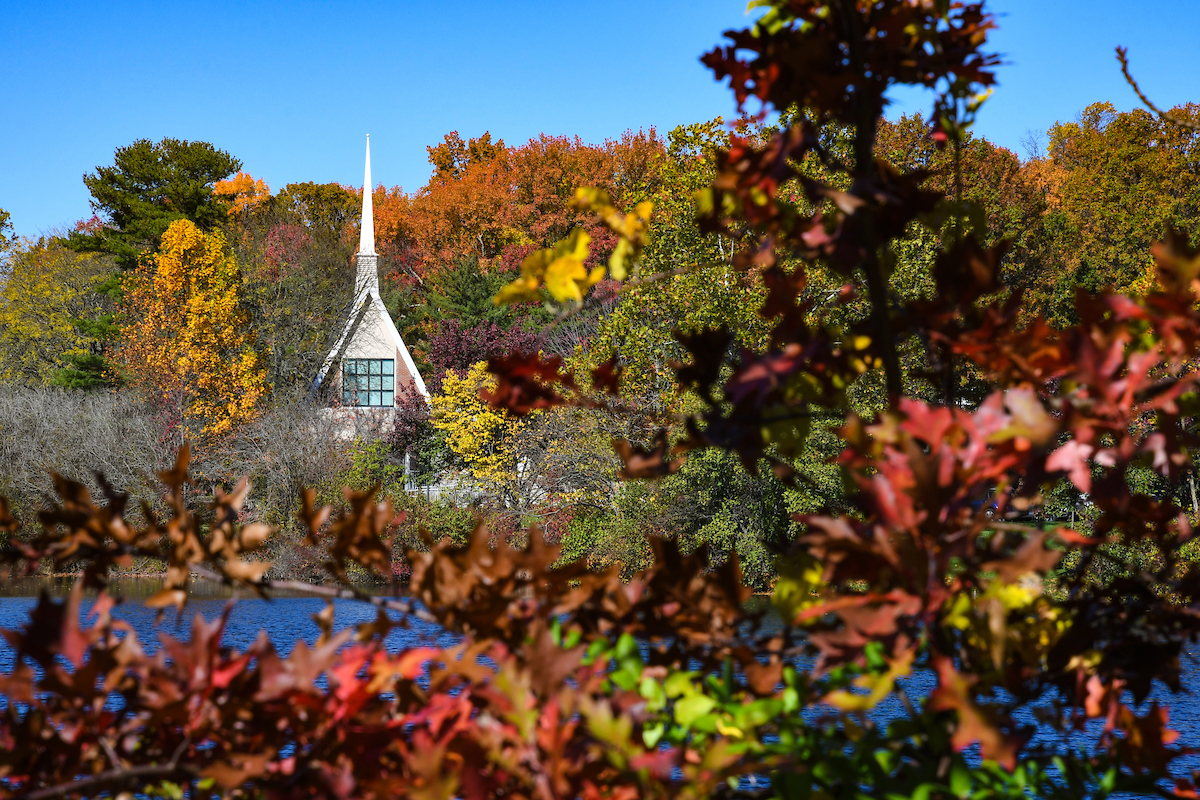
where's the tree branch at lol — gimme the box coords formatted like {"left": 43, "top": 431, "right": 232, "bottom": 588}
{"left": 13, "top": 762, "right": 200, "bottom": 800}
{"left": 1117, "top": 46, "right": 1200, "bottom": 131}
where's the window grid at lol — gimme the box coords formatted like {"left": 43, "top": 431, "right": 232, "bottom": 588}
{"left": 342, "top": 359, "right": 394, "bottom": 407}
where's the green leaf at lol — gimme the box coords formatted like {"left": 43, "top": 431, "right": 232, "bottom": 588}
{"left": 643, "top": 721, "right": 666, "bottom": 748}
{"left": 1099, "top": 766, "right": 1116, "bottom": 795}
{"left": 910, "top": 784, "right": 934, "bottom": 800}
{"left": 639, "top": 676, "right": 667, "bottom": 709}
{"left": 674, "top": 694, "right": 717, "bottom": 726}
{"left": 582, "top": 638, "right": 610, "bottom": 666}
{"left": 665, "top": 671, "right": 698, "bottom": 698}
{"left": 949, "top": 759, "right": 971, "bottom": 797}
{"left": 611, "top": 667, "right": 640, "bottom": 691}
{"left": 614, "top": 632, "right": 638, "bottom": 661}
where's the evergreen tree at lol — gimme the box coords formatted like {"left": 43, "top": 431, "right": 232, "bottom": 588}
{"left": 69, "top": 138, "right": 241, "bottom": 270}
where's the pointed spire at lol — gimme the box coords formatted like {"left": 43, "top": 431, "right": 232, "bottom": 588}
{"left": 355, "top": 136, "right": 380, "bottom": 297}
{"left": 359, "top": 134, "right": 375, "bottom": 256}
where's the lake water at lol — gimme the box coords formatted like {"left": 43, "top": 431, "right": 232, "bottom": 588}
{"left": 0, "top": 578, "right": 458, "bottom": 668}
{"left": 2, "top": 580, "right": 1200, "bottom": 788}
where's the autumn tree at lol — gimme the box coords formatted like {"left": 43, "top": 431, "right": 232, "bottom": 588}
{"left": 399, "top": 129, "right": 664, "bottom": 278}
{"left": 0, "top": 208, "right": 12, "bottom": 251}
{"left": 427, "top": 130, "right": 505, "bottom": 182}
{"left": 221, "top": 183, "right": 359, "bottom": 394}
{"left": 0, "top": 237, "right": 114, "bottom": 387}
{"left": 425, "top": 316, "right": 540, "bottom": 394}
{"left": 431, "top": 361, "right": 515, "bottom": 488}
{"left": 69, "top": 138, "right": 241, "bottom": 269}
{"left": 431, "top": 361, "right": 616, "bottom": 518}
{"left": 119, "top": 219, "right": 265, "bottom": 437}
{"left": 1016, "top": 101, "right": 1200, "bottom": 324}
{"left": 273, "top": 181, "right": 359, "bottom": 239}
{"left": 212, "top": 171, "right": 271, "bottom": 219}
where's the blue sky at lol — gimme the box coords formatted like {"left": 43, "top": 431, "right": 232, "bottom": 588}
{"left": 3, "top": 0, "right": 1199, "bottom": 237}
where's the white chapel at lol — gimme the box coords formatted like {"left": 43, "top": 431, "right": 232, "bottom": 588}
{"left": 312, "top": 136, "right": 427, "bottom": 423}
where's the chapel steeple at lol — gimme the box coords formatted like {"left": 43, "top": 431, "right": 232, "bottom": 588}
{"left": 312, "top": 137, "right": 428, "bottom": 407}
{"left": 356, "top": 135, "right": 378, "bottom": 295}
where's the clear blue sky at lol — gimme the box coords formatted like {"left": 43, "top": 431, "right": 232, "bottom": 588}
{"left": 2, "top": 0, "right": 1198, "bottom": 238}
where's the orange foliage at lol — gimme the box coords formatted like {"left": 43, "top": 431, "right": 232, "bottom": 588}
{"left": 370, "top": 184, "right": 414, "bottom": 261}
{"left": 213, "top": 171, "right": 271, "bottom": 217}
{"left": 371, "top": 130, "right": 664, "bottom": 283}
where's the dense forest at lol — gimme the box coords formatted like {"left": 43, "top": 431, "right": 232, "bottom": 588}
{"left": 3, "top": 99, "right": 1198, "bottom": 582}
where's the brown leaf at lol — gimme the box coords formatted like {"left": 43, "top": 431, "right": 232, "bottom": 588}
{"left": 2, "top": 579, "right": 91, "bottom": 669}
{"left": 1152, "top": 225, "right": 1200, "bottom": 293}
{"left": 202, "top": 752, "right": 275, "bottom": 789}
{"left": 614, "top": 433, "right": 685, "bottom": 480}
{"left": 744, "top": 658, "right": 783, "bottom": 696}
{"left": 157, "top": 441, "right": 191, "bottom": 491}
{"left": 523, "top": 624, "right": 585, "bottom": 696}
{"left": 0, "top": 496, "right": 18, "bottom": 535}
{"left": 590, "top": 356, "right": 623, "bottom": 397}
{"left": 981, "top": 530, "right": 1062, "bottom": 583}
{"left": 673, "top": 327, "right": 734, "bottom": 403}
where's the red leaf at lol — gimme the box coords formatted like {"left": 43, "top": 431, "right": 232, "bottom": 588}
{"left": 590, "top": 356, "right": 623, "bottom": 397}
{"left": 483, "top": 352, "right": 574, "bottom": 415}
{"left": 929, "top": 655, "right": 1020, "bottom": 769}
{"left": 3, "top": 580, "right": 91, "bottom": 669}
{"left": 1046, "top": 440, "right": 1095, "bottom": 493}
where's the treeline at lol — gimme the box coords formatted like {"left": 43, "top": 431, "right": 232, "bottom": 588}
{"left": 1, "top": 101, "right": 1197, "bottom": 580}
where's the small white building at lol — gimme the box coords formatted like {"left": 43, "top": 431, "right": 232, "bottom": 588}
{"left": 312, "top": 137, "right": 427, "bottom": 438}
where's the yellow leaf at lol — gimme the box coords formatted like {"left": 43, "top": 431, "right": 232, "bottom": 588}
{"left": 715, "top": 718, "right": 744, "bottom": 738}
{"left": 572, "top": 186, "right": 611, "bottom": 211}
{"left": 494, "top": 276, "right": 542, "bottom": 305}
{"left": 541, "top": 229, "right": 593, "bottom": 303}
{"left": 824, "top": 649, "right": 915, "bottom": 712}
{"left": 609, "top": 238, "right": 634, "bottom": 281}
{"left": 556, "top": 227, "right": 591, "bottom": 263}
{"left": 544, "top": 255, "right": 588, "bottom": 303}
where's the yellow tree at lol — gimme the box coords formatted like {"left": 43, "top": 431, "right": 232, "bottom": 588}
{"left": 431, "top": 360, "right": 617, "bottom": 516}
{"left": 120, "top": 219, "right": 265, "bottom": 436}
{"left": 431, "top": 361, "right": 516, "bottom": 488}
{"left": 0, "top": 238, "right": 111, "bottom": 386}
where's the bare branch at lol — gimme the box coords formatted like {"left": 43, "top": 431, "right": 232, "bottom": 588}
{"left": 1116, "top": 46, "right": 1200, "bottom": 131}
{"left": 99, "top": 738, "right": 123, "bottom": 772}
{"left": 13, "top": 763, "right": 200, "bottom": 800}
